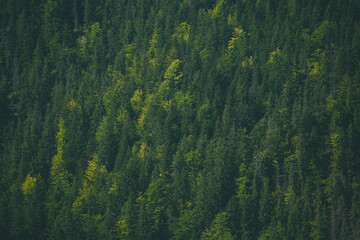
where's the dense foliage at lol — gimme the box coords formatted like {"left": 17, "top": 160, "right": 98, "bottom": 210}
{"left": 1, "top": 0, "right": 360, "bottom": 239}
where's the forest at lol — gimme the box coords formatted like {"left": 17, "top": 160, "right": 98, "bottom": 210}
{"left": 0, "top": 0, "right": 360, "bottom": 239}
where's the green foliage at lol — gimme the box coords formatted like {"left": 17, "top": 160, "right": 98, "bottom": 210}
{"left": 200, "top": 212, "right": 235, "bottom": 240}
{"left": 50, "top": 117, "right": 70, "bottom": 189}
{"left": 1, "top": 0, "right": 360, "bottom": 239}
{"left": 21, "top": 174, "right": 37, "bottom": 196}
{"left": 164, "top": 59, "right": 183, "bottom": 83}
{"left": 172, "top": 22, "right": 191, "bottom": 43}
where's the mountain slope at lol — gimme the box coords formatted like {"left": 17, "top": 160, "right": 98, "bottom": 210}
{"left": 1, "top": 0, "right": 360, "bottom": 239}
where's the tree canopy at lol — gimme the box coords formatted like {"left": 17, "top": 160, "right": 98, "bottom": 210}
{"left": 1, "top": 0, "right": 360, "bottom": 239}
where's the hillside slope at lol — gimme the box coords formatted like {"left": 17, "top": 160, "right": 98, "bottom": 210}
{"left": 1, "top": 0, "right": 360, "bottom": 239}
